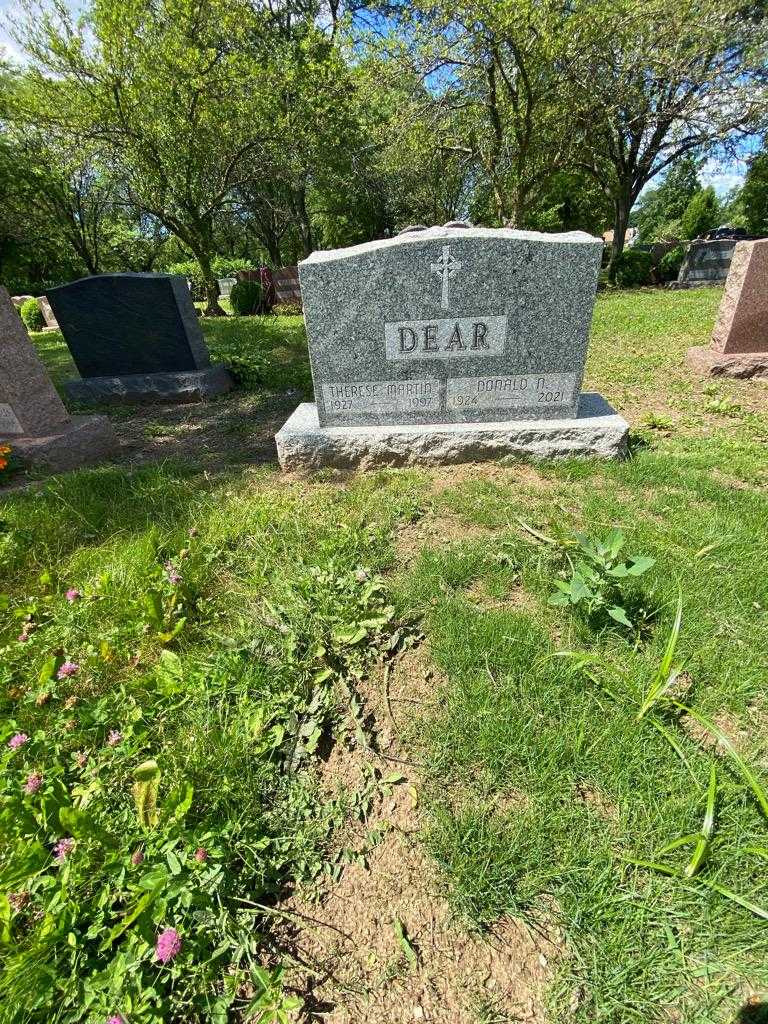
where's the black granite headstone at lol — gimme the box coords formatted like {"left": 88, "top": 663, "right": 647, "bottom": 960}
{"left": 677, "top": 239, "right": 737, "bottom": 286}
{"left": 47, "top": 273, "right": 211, "bottom": 377}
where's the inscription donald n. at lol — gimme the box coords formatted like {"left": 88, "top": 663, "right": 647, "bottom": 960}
{"left": 385, "top": 315, "right": 507, "bottom": 361}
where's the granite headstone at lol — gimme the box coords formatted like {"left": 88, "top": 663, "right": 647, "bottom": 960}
{"left": 272, "top": 266, "right": 302, "bottom": 308}
{"left": 686, "top": 239, "right": 768, "bottom": 378}
{"left": 217, "top": 277, "right": 237, "bottom": 299}
{"left": 38, "top": 295, "right": 60, "bottom": 331}
{"left": 0, "top": 286, "right": 116, "bottom": 471}
{"left": 46, "top": 273, "right": 233, "bottom": 404}
{"left": 275, "top": 224, "right": 629, "bottom": 469}
{"left": 674, "top": 239, "right": 736, "bottom": 288}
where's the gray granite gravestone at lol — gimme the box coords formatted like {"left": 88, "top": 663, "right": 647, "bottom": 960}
{"left": 0, "top": 286, "right": 117, "bottom": 472}
{"left": 275, "top": 224, "right": 628, "bottom": 470}
{"left": 673, "top": 239, "right": 736, "bottom": 288}
{"left": 46, "top": 273, "right": 233, "bottom": 404}
{"left": 38, "top": 295, "right": 60, "bottom": 331}
{"left": 217, "top": 277, "right": 236, "bottom": 299}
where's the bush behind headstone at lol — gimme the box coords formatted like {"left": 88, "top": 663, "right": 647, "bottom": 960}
{"left": 614, "top": 250, "right": 654, "bottom": 288}
{"left": 657, "top": 245, "right": 686, "bottom": 282}
{"left": 20, "top": 297, "right": 45, "bottom": 331}
{"left": 230, "top": 279, "right": 264, "bottom": 316}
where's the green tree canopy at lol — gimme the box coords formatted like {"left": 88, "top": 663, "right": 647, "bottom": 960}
{"left": 681, "top": 186, "right": 720, "bottom": 239}
{"left": 634, "top": 157, "right": 701, "bottom": 242}
{"left": 740, "top": 150, "right": 768, "bottom": 237}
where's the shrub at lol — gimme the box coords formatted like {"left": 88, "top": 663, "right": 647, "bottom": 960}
{"left": 657, "top": 245, "right": 686, "bottom": 283}
{"left": 230, "top": 279, "right": 264, "bottom": 316}
{"left": 165, "top": 259, "right": 263, "bottom": 300}
{"left": 273, "top": 302, "right": 303, "bottom": 317}
{"left": 165, "top": 260, "right": 203, "bottom": 297}
{"left": 20, "top": 297, "right": 45, "bottom": 331}
{"left": 614, "top": 249, "right": 654, "bottom": 288}
{"left": 681, "top": 186, "right": 720, "bottom": 240}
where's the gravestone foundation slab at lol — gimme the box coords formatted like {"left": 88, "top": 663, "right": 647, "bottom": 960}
{"left": 276, "top": 393, "right": 628, "bottom": 471}
{"left": 65, "top": 365, "right": 234, "bottom": 405}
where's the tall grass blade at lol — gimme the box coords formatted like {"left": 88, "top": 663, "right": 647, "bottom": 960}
{"left": 516, "top": 517, "right": 560, "bottom": 546}
{"left": 672, "top": 701, "right": 768, "bottom": 820}
{"left": 622, "top": 856, "right": 768, "bottom": 920}
{"left": 684, "top": 765, "right": 716, "bottom": 877}
{"left": 654, "top": 833, "right": 701, "bottom": 857}
{"left": 637, "top": 593, "right": 683, "bottom": 720}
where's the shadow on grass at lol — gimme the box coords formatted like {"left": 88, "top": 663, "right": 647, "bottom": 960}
{"left": 739, "top": 1004, "right": 768, "bottom": 1024}
{"left": 0, "top": 458, "right": 245, "bottom": 581}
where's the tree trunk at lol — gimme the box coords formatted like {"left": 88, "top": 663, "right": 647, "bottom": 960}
{"left": 194, "top": 249, "right": 225, "bottom": 317}
{"left": 608, "top": 188, "right": 632, "bottom": 282}
{"left": 293, "top": 183, "right": 314, "bottom": 257}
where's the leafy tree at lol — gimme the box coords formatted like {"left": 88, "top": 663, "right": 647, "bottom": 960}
{"left": 571, "top": 0, "right": 765, "bottom": 278}
{"left": 740, "top": 150, "right": 768, "bottom": 237}
{"left": 681, "top": 186, "right": 720, "bottom": 239}
{"left": 401, "top": 0, "right": 579, "bottom": 227}
{"left": 14, "top": 0, "right": 287, "bottom": 314}
{"left": 634, "top": 157, "right": 701, "bottom": 242}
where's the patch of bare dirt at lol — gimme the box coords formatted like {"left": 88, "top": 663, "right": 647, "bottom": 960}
{"left": 394, "top": 512, "right": 497, "bottom": 561}
{"left": 680, "top": 710, "right": 748, "bottom": 753}
{"left": 279, "top": 643, "right": 560, "bottom": 1023}
{"left": 573, "top": 782, "right": 618, "bottom": 822}
{"left": 113, "top": 390, "right": 297, "bottom": 470}
{"left": 464, "top": 579, "right": 538, "bottom": 614}
{"left": 427, "top": 463, "right": 551, "bottom": 495}
{"left": 2, "top": 390, "right": 300, "bottom": 490}
{"left": 709, "top": 468, "right": 768, "bottom": 493}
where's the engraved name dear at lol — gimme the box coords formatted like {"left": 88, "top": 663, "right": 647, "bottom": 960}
{"left": 384, "top": 316, "right": 507, "bottom": 361}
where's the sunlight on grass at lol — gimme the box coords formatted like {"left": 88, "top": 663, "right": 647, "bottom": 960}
{"left": 6, "top": 287, "right": 768, "bottom": 1022}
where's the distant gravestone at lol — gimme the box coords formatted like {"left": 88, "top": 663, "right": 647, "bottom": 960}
{"left": 217, "top": 277, "right": 236, "bottom": 299}
{"left": 0, "top": 286, "right": 116, "bottom": 472}
{"left": 46, "top": 273, "right": 233, "bottom": 404}
{"left": 272, "top": 266, "right": 302, "bottom": 308}
{"left": 686, "top": 239, "right": 768, "bottom": 378}
{"left": 38, "top": 295, "right": 60, "bottom": 331}
{"left": 275, "top": 224, "right": 628, "bottom": 470}
{"left": 673, "top": 239, "right": 736, "bottom": 288}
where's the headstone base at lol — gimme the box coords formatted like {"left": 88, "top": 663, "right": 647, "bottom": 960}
{"left": 686, "top": 346, "right": 768, "bottom": 379}
{"left": 5, "top": 415, "right": 117, "bottom": 473}
{"left": 668, "top": 281, "right": 723, "bottom": 290}
{"left": 275, "top": 393, "right": 628, "bottom": 471}
{"left": 64, "top": 365, "right": 233, "bottom": 405}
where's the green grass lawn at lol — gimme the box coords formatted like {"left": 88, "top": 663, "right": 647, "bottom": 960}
{"left": 2, "top": 291, "right": 768, "bottom": 1023}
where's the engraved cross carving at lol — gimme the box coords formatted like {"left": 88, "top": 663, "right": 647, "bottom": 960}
{"left": 430, "top": 245, "right": 462, "bottom": 311}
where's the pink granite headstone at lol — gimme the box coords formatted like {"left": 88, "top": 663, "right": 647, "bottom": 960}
{"left": 0, "top": 286, "right": 117, "bottom": 472}
{"left": 711, "top": 240, "right": 768, "bottom": 354}
{"left": 686, "top": 239, "right": 768, "bottom": 378}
